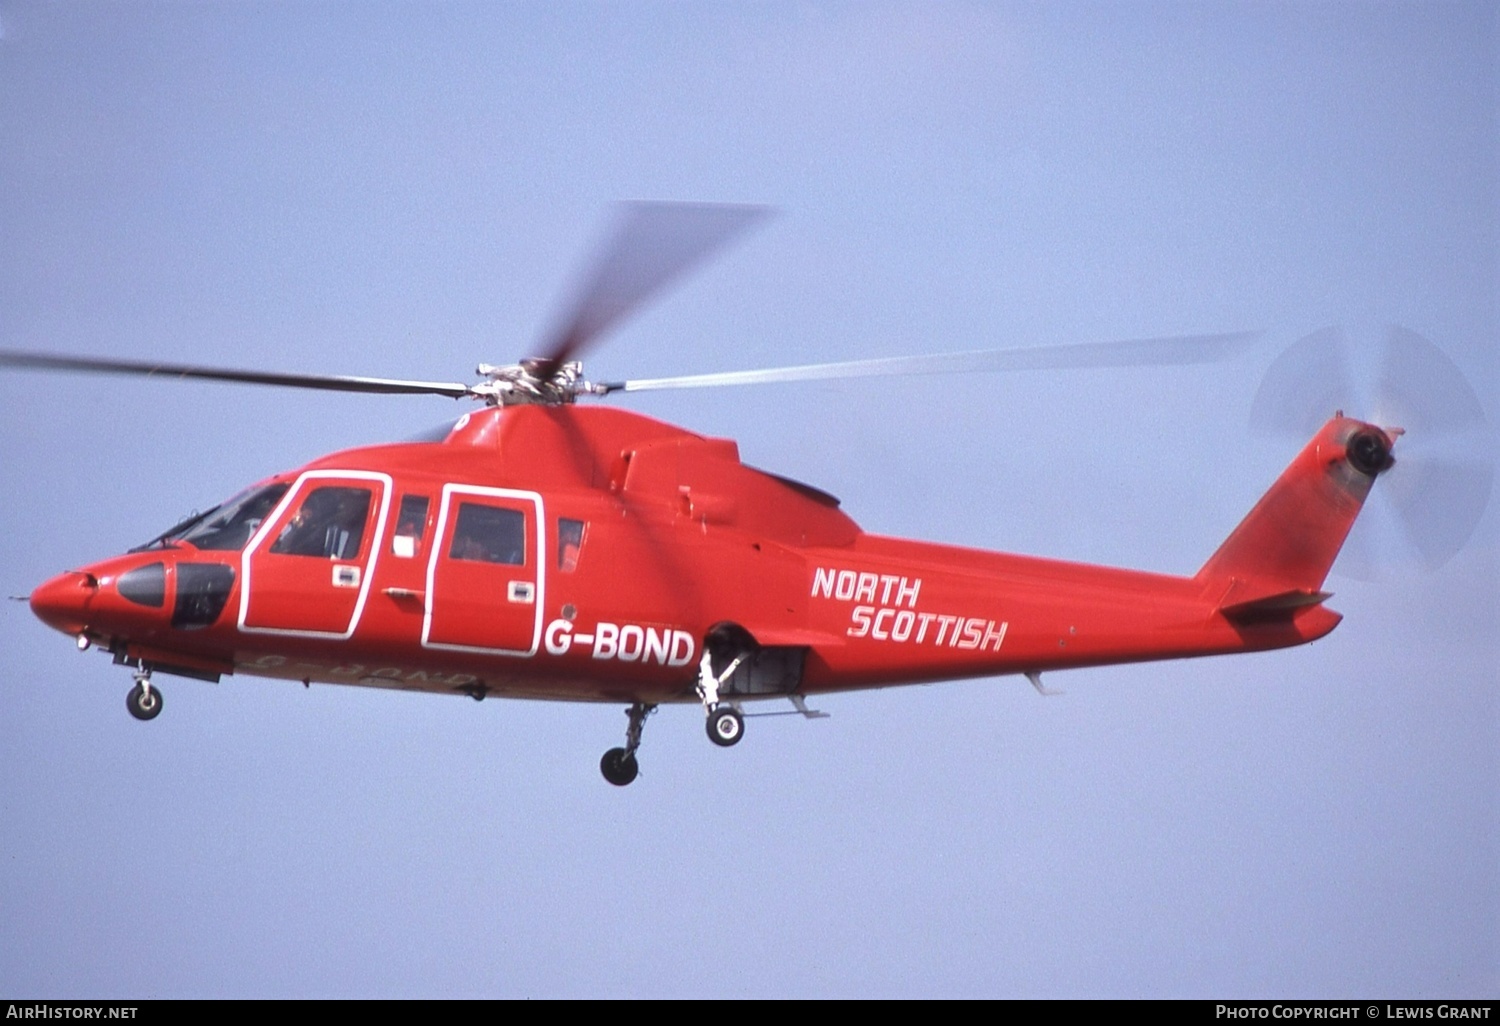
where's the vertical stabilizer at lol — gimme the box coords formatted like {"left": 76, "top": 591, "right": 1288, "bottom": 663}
{"left": 1196, "top": 416, "right": 1396, "bottom": 614}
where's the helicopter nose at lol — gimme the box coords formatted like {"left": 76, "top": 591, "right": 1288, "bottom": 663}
{"left": 29, "top": 570, "right": 100, "bottom": 636}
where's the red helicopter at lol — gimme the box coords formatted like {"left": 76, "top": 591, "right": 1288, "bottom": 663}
{"left": 4, "top": 204, "right": 1405, "bottom": 786}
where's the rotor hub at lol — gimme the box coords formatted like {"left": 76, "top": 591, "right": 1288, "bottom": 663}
{"left": 470, "top": 360, "right": 605, "bottom": 407}
{"left": 1345, "top": 427, "right": 1396, "bottom": 477}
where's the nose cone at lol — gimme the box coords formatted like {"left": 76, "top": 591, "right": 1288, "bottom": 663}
{"left": 29, "top": 571, "right": 99, "bottom": 636}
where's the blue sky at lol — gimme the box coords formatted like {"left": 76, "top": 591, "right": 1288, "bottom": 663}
{"left": 0, "top": 1, "right": 1494, "bottom": 997}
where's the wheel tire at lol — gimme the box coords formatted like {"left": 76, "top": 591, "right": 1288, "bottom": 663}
{"left": 126, "top": 681, "right": 162, "bottom": 722}
{"left": 707, "top": 706, "right": 744, "bottom": 748}
{"left": 600, "top": 747, "right": 639, "bottom": 787}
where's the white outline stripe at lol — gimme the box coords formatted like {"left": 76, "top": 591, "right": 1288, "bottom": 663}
{"left": 238, "top": 470, "right": 393, "bottom": 640}
{"left": 421, "top": 485, "right": 545, "bottom": 659}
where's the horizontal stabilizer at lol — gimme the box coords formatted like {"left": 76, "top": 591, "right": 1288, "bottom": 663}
{"left": 1218, "top": 587, "right": 1332, "bottom": 623}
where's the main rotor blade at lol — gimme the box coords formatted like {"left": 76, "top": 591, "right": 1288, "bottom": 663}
{"left": 602, "top": 331, "right": 1261, "bottom": 394}
{"left": 534, "top": 202, "right": 771, "bottom": 381}
{"left": 0, "top": 349, "right": 472, "bottom": 398}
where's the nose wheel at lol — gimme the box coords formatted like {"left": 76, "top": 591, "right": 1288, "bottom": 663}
{"left": 600, "top": 701, "right": 655, "bottom": 787}
{"left": 600, "top": 747, "right": 638, "bottom": 786}
{"left": 126, "top": 673, "right": 162, "bottom": 721}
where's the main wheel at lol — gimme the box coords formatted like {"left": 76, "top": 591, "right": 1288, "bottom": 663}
{"left": 707, "top": 705, "right": 743, "bottom": 747}
{"left": 126, "top": 681, "right": 162, "bottom": 721}
{"left": 600, "top": 747, "right": 639, "bottom": 787}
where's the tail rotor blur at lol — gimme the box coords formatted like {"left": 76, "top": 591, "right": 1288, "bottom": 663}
{"left": 1249, "top": 325, "right": 1493, "bottom": 580}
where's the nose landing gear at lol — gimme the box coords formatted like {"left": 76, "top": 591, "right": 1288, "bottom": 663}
{"left": 600, "top": 701, "right": 655, "bottom": 787}
{"left": 126, "top": 669, "right": 162, "bottom": 721}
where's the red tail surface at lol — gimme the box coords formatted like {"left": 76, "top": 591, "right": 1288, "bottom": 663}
{"left": 1195, "top": 416, "right": 1396, "bottom": 619}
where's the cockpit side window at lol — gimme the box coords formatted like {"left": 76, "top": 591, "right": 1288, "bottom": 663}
{"left": 177, "top": 483, "right": 291, "bottom": 552}
{"left": 271, "top": 486, "right": 373, "bottom": 560}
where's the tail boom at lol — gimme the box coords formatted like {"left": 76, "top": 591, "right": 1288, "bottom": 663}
{"left": 792, "top": 417, "right": 1393, "bottom": 693}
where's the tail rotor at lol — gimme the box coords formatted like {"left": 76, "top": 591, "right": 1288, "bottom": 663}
{"left": 1249, "top": 325, "right": 1493, "bottom": 579}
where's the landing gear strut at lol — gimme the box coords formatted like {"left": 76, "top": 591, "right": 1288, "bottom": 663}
{"left": 126, "top": 669, "right": 162, "bottom": 721}
{"left": 600, "top": 701, "right": 655, "bottom": 787}
{"left": 697, "top": 648, "right": 746, "bottom": 748}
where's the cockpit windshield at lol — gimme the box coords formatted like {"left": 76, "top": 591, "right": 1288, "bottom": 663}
{"left": 141, "top": 482, "right": 292, "bottom": 553}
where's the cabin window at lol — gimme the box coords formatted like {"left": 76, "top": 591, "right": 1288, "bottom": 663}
{"left": 558, "top": 518, "right": 586, "bottom": 572}
{"left": 392, "top": 495, "right": 430, "bottom": 558}
{"left": 270, "top": 486, "right": 373, "bottom": 560}
{"left": 450, "top": 503, "right": 525, "bottom": 565}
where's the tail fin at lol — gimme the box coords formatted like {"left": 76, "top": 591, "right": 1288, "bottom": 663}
{"left": 1195, "top": 416, "right": 1396, "bottom": 618}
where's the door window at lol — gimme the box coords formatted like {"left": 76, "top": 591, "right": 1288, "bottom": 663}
{"left": 270, "top": 486, "right": 373, "bottom": 559}
{"left": 450, "top": 503, "right": 526, "bottom": 565}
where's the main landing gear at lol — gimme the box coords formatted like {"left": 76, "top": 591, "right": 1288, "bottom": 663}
{"left": 697, "top": 649, "right": 745, "bottom": 748}
{"left": 600, "top": 701, "right": 655, "bottom": 787}
{"left": 126, "top": 668, "right": 162, "bottom": 721}
{"left": 597, "top": 636, "right": 755, "bottom": 787}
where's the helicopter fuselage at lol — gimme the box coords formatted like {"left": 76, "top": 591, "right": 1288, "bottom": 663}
{"left": 30, "top": 404, "right": 1382, "bottom": 709}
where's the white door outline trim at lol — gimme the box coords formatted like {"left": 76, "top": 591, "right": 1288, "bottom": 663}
{"left": 421, "top": 484, "right": 546, "bottom": 659}
{"left": 237, "top": 470, "right": 394, "bottom": 640}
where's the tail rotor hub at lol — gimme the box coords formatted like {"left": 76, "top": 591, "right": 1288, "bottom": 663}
{"left": 1346, "top": 427, "right": 1395, "bottom": 477}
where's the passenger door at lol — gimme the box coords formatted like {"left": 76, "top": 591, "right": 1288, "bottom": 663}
{"left": 423, "top": 485, "right": 544, "bottom": 657}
